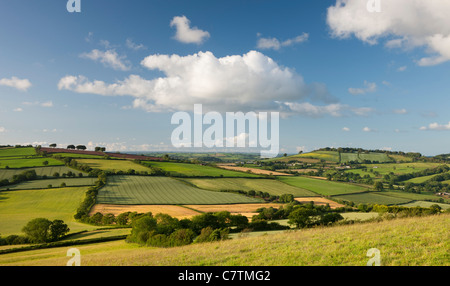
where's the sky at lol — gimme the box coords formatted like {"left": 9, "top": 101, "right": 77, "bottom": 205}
{"left": 0, "top": 0, "right": 449, "bottom": 156}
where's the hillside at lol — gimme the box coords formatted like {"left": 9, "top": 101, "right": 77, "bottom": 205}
{"left": 0, "top": 214, "right": 448, "bottom": 266}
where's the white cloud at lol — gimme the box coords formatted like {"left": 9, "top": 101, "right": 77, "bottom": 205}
{"left": 0, "top": 77, "right": 32, "bottom": 91}
{"left": 397, "top": 66, "right": 407, "bottom": 72}
{"left": 342, "top": 127, "right": 350, "bottom": 132}
{"left": 0, "top": 127, "right": 6, "bottom": 133}
{"left": 420, "top": 122, "right": 450, "bottom": 131}
{"left": 348, "top": 81, "right": 377, "bottom": 95}
{"left": 80, "top": 49, "right": 131, "bottom": 71}
{"left": 170, "top": 16, "right": 210, "bottom": 44}
{"left": 363, "top": 126, "right": 374, "bottom": 132}
{"left": 126, "top": 39, "right": 146, "bottom": 51}
{"left": 13, "top": 108, "right": 23, "bottom": 112}
{"left": 22, "top": 101, "right": 53, "bottom": 108}
{"left": 59, "top": 50, "right": 373, "bottom": 117}
{"left": 257, "top": 33, "right": 309, "bottom": 50}
{"left": 327, "top": 0, "right": 450, "bottom": 66}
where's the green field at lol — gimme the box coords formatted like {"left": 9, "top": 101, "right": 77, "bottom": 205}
{"left": 1, "top": 214, "right": 448, "bottom": 266}
{"left": 0, "top": 177, "right": 96, "bottom": 191}
{"left": 0, "top": 166, "right": 86, "bottom": 181}
{"left": 76, "top": 159, "right": 152, "bottom": 173}
{"left": 183, "top": 178, "right": 318, "bottom": 197}
{"left": 0, "top": 147, "right": 36, "bottom": 157}
{"left": 400, "top": 201, "right": 450, "bottom": 210}
{"left": 405, "top": 173, "right": 447, "bottom": 184}
{"left": 142, "top": 161, "right": 260, "bottom": 177}
{"left": 380, "top": 190, "right": 450, "bottom": 203}
{"left": 278, "top": 176, "right": 369, "bottom": 196}
{"left": 51, "top": 153, "right": 107, "bottom": 159}
{"left": 0, "top": 187, "right": 97, "bottom": 236}
{"left": 334, "top": 192, "right": 412, "bottom": 205}
{"left": 0, "top": 157, "right": 64, "bottom": 169}
{"left": 96, "top": 176, "right": 264, "bottom": 205}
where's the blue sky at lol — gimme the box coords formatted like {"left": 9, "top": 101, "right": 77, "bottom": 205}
{"left": 0, "top": 0, "right": 449, "bottom": 156}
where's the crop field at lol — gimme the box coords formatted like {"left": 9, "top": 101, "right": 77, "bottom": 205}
{"left": 183, "top": 178, "right": 318, "bottom": 197}
{"left": 216, "top": 165, "right": 292, "bottom": 176}
{"left": 278, "top": 176, "right": 369, "bottom": 196}
{"left": 400, "top": 201, "right": 450, "bottom": 210}
{"left": 362, "top": 163, "right": 445, "bottom": 175}
{"left": 184, "top": 203, "right": 283, "bottom": 219}
{"left": 0, "top": 187, "right": 97, "bottom": 236}
{"left": 76, "top": 159, "right": 152, "bottom": 173}
{"left": 0, "top": 177, "right": 96, "bottom": 191}
{"left": 294, "top": 197, "right": 346, "bottom": 209}
{"left": 90, "top": 204, "right": 201, "bottom": 219}
{"left": 50, "top": 153, "right": 107, "bottom": 159}
{"left": 334, "top": 192, "right": 412, "bottom": 205}
{"left": 379, "top": 190, "right": 450, "bottom": 203}
{"left": 341, "top": 152, "right": 392, "bottom": 163}
{"left": 96, "top": 176, "right": 264, "bottom": 205}
{"left": 0, "top": 166, "right": 86, "bottom": 181}
{"left": 0, "top": 157, "right": 64, "bottom": 169}
{"left": 405, "top": 173, "right": 446, "bottom": 184}
{"left": 0, "top": 147, "right": 36, "bottom": 157}
{"left": 142, "top": 161, "right": 259, "bottom": 177}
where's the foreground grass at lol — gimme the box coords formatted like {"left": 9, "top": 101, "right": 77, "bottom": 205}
{"left": 0, "top": 214, "right": 448, "bottom": 266}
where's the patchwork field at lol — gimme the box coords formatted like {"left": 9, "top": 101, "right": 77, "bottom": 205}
{"left": 0, "top": 177, "right": 96, "bottom": 191}
{"left": 380, "top": 190, "right": 450, "bottom": 203}
{"left": 0, "top": 157, "right": 64, "bottom": 169}
{"left": 76, "top": 159, "right": 152, "bottom": 173}
{"left": 0, "top": 147, "right": 36, "bottom": 157}
{"left": 89, "top": 204, "right": 201, "bottom": 219}
{"left": 183, "top": 178, "right": 318, "bottom": 197}
{"left": 185, "top": 203, "right": 283, "bottom": 219}
{"left": 400, "top": 201, "right": 450, "bottom": 210}
{"left": 142, "top": 161, "right": 260, "bottom": 177}
{"left": 278, "top": 176, "right": 370, "bottom": 196}
{"left": 334, "top": 192, "right": 412, "bottom": 205}
{"left": 216, "top": 165, "right": 292, "bottom": 176}
{"left": 294, "top": 197, "right": 346, "bottom": 209}
{"left": 96, "top": 176, "right": 264, "bottom": 205}
{"left": 0, "top": 166, "right": 86, "bottom": 181}
{"left": 0, "top": 187, "right": 97, "bottom": 236}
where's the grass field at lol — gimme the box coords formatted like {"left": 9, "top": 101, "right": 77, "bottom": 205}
{"left": 1, "top": 214, "right": 447, "bottom": 266}
{"left": 96, "top": 176, "right": 264, "bottom": 205}
{"left": 400, "top": 201, "right": 450, "bottom": 210}
{"left": 278, "top": 176, "right": 369, "bottom": 196}
{"left": 0, "top": 187, "right": 97, "bottom": 236}
{"left": 334, "top": 192, "right": 412, "bottom": 205}
{"left": 405, "top": 173, "right": 446, "bottom": 184}
{"left": 51, "top": 153, "right": 107, "bottom": 159}
{"left": 183, "top": 178, "right": 318, "bottom": 197}
{"left": 0, "top": 166, "right": 86, "bottom": 181}
{"left": 76, "top": 159, "right": 152, "bottom": 173}
{"left": 0, "top": 147, "right": 36, "bottom": 157}
{"left": 380, "top": 190, "right": 450, "bottom": 204}
{"left": 0, "top": 177, "right": 96, "bottom": 191}
{"left": 0, "top": 157, "right": 64, "bottom": 169}
{"left": 142, "top": 161, "right": 260, "bottom": 177}
{"left": 90, "top": 204, "right": 202, "bottom": 218}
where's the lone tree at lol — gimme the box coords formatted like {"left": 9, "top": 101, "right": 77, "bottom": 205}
{"left": 67, "top": 145, "right": 75, "bottom": 150}
{"left": 49, "top": 143, "right": 57, "bottom": 148}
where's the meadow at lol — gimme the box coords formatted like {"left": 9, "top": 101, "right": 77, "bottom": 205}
{"left": 0, "top": 187, "right": 98, "bottom": 236}
{"left": 142, "top": 161, "right": 260, "bottom": 177}
{"left": 278, "top": 176, "right": 370, "bottom": 196}
{"left": 0, "top": 213, "right": 447, "bottom": 266}
{"left": 0, "top": 157, "right": 64, "bottom": 169}
{"left": 183, "top": 178, "right": 318, "bottom": 197}
{"left": 0, "top": 166, "right": 86, "bottom": 181}
{"left": 76, "top": 159, "right": 152, "bottom": 173}
{"left": 333, "top": 192, "right": 412, "bottom": 205}
{"left": 96, "top": 175, "right": 264, "bottom": 205}
{"left": 0, "top": 177, "right": 96, "bottom": 191}
{"left": 0, "top": 147, "right": 36, "bottom": 157}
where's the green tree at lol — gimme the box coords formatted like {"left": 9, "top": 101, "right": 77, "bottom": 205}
{"left": 49, "top": 220, "right": 70, "bottom": 241}
{"left": 288, "top": 207, "right": 319, "bottom": 229}
{"left": 22, "top": 218, "right": 52, "bottom": 243}
{"left": 374, "top": 181, "right": 384, "bottom": 191}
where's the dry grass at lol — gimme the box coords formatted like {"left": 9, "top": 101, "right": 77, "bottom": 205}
{"left": 216, "top": 165, "right": 292, "bottom": 176}
{"left": 294, "top": 197, "right": 346, "bottom": 209}
{"left": 185, "top": 203, "right": 283, "bottom": 219}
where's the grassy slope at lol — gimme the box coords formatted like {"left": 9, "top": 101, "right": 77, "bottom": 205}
{"left": 0, "top": 157, "right": 64, "bottom": 169}
{"left": 0, "top": 177, "right": 96, "bottom": 191}
{"left": 0, "top": 214, "right": 448, "bottom": 266}
{"left": 76, "top": 159, "right": 152, "bottom": 172}
{"left": 0, "top": 166, "right": 86, "bottom": 181}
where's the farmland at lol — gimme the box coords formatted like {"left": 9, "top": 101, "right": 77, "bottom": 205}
{"left": 333, "top": 192, "right": 412, "bottom": 205}
{"left": 0, "top": 187, "right": 97, "bottom": 236}
{"left": 141, "top": 161, "right": 260, "bottom": 177}
{"left": 96, "top": 175, "right": 264, "bottom": 205}
{"left": 0, "top": 177, "right": 96, "bottom": 191}
{"left": 183, "top": 178, "right": 318, "bottom": 197}
{"left": 0, "top": 157, "right": 64, "bottom": 169}
{"left": 278, "top": 176, "right": 370, "bottom": 196}
{"left": 76, "top": 159, "right": 152, "bottom": 173}
{"left": 0, "top": 166, "right": 86, "bottom": 181}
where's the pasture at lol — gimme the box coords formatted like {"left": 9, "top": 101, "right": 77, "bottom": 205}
{"left": 0, "top": 177, "right": 96, "bottom": 191}
{"left": 96, "top": 176, "right": 264, "bottom": 205}
{"left": 0, "top": 157, "right": 64, "bottom": 169}
{"left": 0, "top": 147, "right": 36, "bottom": 157}
{"left": 333, "top": 192, "right": 412, "bottom": 205}
{"left": 0, "top": 187, "right": 97, "bottom": 236}
{"left": 0, "top": 166, "right": 86, "bottom": 181}
{"left": 400, "top": 201, "right": 450, "bottom": 210}
{"left": 142, "top": 161, "right": 260, "bottom": 177}
{"left": 184, "top": 178, "right": 318, "bottom": 197}
{"left": 278, "top": 176, "right": 369, "bottom": 196}
{"left": 76, "top": 159, "right": 152, "bottom": 173}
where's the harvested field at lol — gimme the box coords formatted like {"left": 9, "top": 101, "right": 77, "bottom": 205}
{"left": 217, "top": 165, "right": 292, "bottom": 176}
{"left": 89, "top": 204, "right": 201, "bottom": 219}
{"left": 185, "top": 203, "right": 283, "bottom": 219}
{"left": 294, "top": 197, "right": 346, "bottom": 209}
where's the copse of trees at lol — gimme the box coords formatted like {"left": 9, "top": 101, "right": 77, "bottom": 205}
{"left": 0, "top": 169, "right": 37, "bottom": 188}
{"left": 21, "top": 218, "right": 70, "bottom": 243}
